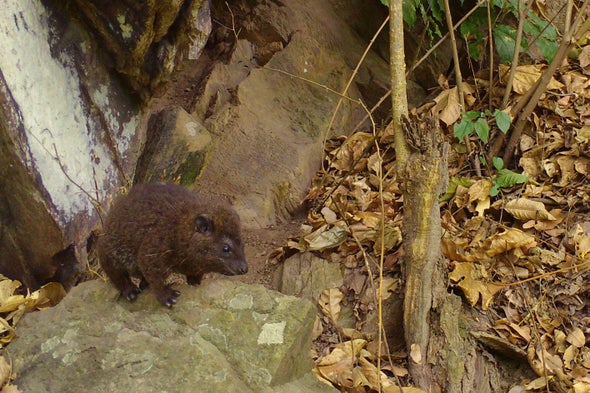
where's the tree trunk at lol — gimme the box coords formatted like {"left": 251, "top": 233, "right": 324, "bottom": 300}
{"left": 399, "top": 115, "right": 447, "bottom": 390}
{"left": 387, "top": 3, "right": 503, "bottom": 390}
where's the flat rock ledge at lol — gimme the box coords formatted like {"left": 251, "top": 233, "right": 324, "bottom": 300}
{"left": 6, "top": 279, "right": 336, "bottom": 393}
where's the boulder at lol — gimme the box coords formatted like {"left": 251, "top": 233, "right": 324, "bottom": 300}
{"left": 0, "top": 0, "right": 145, "bottom": 289}
{"left": 70, "top": 0, "right": 212, "bottom": 97}
{"left": 274, "top": 252, "right": 344, "bottom": 301}
{"left": 7, "top": 279, "right": 336, "bottom": 393}
{"left": 0, "top": 0, "right": 428, "bottom": 291}
{"left": 135, "top": 106, "right": 212, "bottom": 185}
{"left": 192, "top": 0, "right": 388, "bottom": 228}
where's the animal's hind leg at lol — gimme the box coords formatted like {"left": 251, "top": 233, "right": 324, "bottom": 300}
{"left": 101, "top": 254, "right": 141, "bottom": 301}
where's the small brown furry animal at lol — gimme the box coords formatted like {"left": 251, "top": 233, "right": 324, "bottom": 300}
{"left": 97, "top": 183, "right": 248, "bottom": 307}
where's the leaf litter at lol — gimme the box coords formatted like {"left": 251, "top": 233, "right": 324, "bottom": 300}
{"left": 271, "top": 45, "right": 590, "bottom": 392}
{"left": 0, "top": 276, "right": 65, "bottom": 392}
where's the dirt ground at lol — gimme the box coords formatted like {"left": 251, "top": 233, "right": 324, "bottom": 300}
{"left": 238, "top": 220, "right": 303, "bottom": 288}
{"left": 148, "top": 43, "right": 310, "bottom": 290}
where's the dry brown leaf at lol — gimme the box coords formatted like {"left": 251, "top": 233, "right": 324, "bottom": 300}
{"left": 409, "top": 343, "right": 422, "bottom": 364}
{"left": 567, "top": 327, "right": 585, "bottom": 348}
{"left": 330, "top": 132, "right": 372, "bottom": 171}
{"left": 504, "top": 198, "right": 556, "bottom": 221}
{"left": 27, "top": 282, "right": 66, "bottom": 310}
{"left": 554, "top": 329, "right": 567, "bottom": 353}
{"left": 376, "top": 277, "right": 398, "bottom": 301}
{"left": 367, "top": 151, "right": 381, "bottom": 175}
{"left": 563, "top": 345, "right": 576, "bottom": 370}
{"left": 314, "top": 352, "right": 354, "bottom": 388}
{"left": 481, "top": 228, "right": 536, "bottom": 258}
{"left": 528, "top": 247, "right": 565, "bottom": 267}
{"left": 0, "top": 318, "right": 15, "bottom": 345}
{"left": 358, "top": 355, "right": 399, "bottom": 392}
{"left": 318, "top": 288, "right": 344, "bottom": 324}
{"left": 468, "top": 179, "right": 492, "bottom": 216}
{"left": 0, "top": 296, "right": 25, "bottom": 314}
{"left": 320, "top": 206, "right": 338, "bottom": 224}
{"left": 556, "top": 155, "right": 578, "bottom": 186}
{"left": 501, "top": 64, "right": 564, "bottom": 94}
{"left": 579, "top": 45, "right": 590, "bottom": 68}
{"left": 572, "top": 225, "right": 590, "bottom": 259}
{"left": 531, "top": 209, "right": 565, "bottom": 231}
{"left": 519, "top": 156, "right": 543, "bottom": 178}
{"left": 373, "top": 223, "right": 402, "bottom": 255}
{"left": 317, "top": 339, "right": 365, "bottom": 362}
{"left": 431, "top": 83, "right": 475, "bottom": 125}
{"left": 0, "top": 385, "right": 22, "bottom": 393}
{"left": 524, "top": 376, "right": 552, "bottom": 390}
{"left": 0, "top": 356, "right": 11, "bottom": 387}
{"left": 449, "top": 263, "right": 502, "bottom": 309}
{"left": 575, "top": 125, "right": 590, "bottom": 144}
{"left": 573, "top": 382, "right": 590, "bottom": 393}
{"left": 563, "top": 71, "right": 590, "bottom": 98}
{"left": 574, "top": 157, "right": 590, "bottom": 176}
{"left": 0, "top": 281, "right": 20, "bottom": 304}
{"left": 304, "top": 224, "right": 349, "bottom": 251}
{"left": 536, "top": 344, "right": 563, "bottom": 373}
{"left": 442, "top": 237, "right": 476, "bottom": 262}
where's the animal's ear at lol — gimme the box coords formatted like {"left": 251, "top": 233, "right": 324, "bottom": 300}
{"left": 195, "top": 214, "right": 213, "bottom": 233}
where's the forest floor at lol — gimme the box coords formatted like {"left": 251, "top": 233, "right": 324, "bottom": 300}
{"left": 151, "top": 42, "right": 590, "bottom": 391}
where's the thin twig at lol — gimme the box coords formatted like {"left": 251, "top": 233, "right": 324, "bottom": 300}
{"left": 444, "top": 0, "right": 481, "bottom": 176}
{"left": 265, "top": 67, "right": 362, "bottom": 104}
{"left": 323, "top": 15, "right": 391, "bottom": 156}
{"left": 501, "top": 0, "right": 536, "bottom": 109}
{"left": 351, "top": 0, "right": 487, "bottom": 134}
{"left": 502, "top": 0, "right": 590, "bottom": 165}
{"left": 487, "top": 1, "right": 494, "bottom": 110}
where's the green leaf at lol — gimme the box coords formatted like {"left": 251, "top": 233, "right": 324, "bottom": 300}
{"left": 494, "top": 110, "right": 511, "bottom": 133}
{"left": 426, "top": 0, "right": 444, "bottom": 23}
{"left": 460, "top": 8, "right": 488, "bottom": 60}
{"left": 492, "top": 157, "right": 504, "bottom": 170}
{"left": 380, "top": 0, "right": 388, "bottom": 5}
{"left": 402, "top": 0, "right": 417, "bottom": 27}
{"left": 474, "top": 117, "right": 490, "bottom": 143}
{"left": 494, "top": 25, "right": 518, "bottom": 63}
{"left": 440, "top": 176, "right": 473, "bottom": 202}
{"left": 495, "top": 168, "right": 529, "bottom": 188}
{"left": 454, "top": 120, "right": 474, "bottom": 140}
{"left": 535, "top": 35, "right": 559, "bottom": 63}
{"left": 490, "top": 183, "right": 501, "bottom": 197}
{"left": 464, "top": 111, "right": 482, "bottom": 120}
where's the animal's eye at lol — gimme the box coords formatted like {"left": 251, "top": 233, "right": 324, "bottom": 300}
{"left": 222, "top": 244, "right": 231, "bottom": 253}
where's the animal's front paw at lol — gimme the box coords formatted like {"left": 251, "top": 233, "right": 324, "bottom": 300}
{"left": 155, "top": 287, "right": 181, "bottom": 307}
{"left": 121, "top": 285, "right": 142, "bottom": 301}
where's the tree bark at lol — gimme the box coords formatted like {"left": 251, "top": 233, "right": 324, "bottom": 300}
{"left": 399, "top": 115, "right": 447, "bottom": 390}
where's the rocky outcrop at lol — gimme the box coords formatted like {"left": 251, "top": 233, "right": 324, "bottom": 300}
{"left": 0, "top": 0, "right": 210, "bottom": 290}
{"left": 0, "top": 0, "right": 434, "bottom": 289}
{"left": 0, "top": 0, "right": 145, "bottom": 290}
{"left": 7, "top": 279, "right": 336, "bottom": 393}
{"left": 71, "top": 0, "right": 212, "bottom": 97}
{"left": 135, "top": 106, "right": 212, "bottom": 185}
{"left": 189, "top": 0, "right": 383, "bottom": 227}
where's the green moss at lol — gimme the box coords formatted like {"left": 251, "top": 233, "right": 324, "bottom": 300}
{"left": 175, "top": 150, "right": 208, "bottom": 186}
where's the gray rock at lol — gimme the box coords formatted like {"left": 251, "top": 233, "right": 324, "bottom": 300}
{"left": 135, "top": 106, "right": 212, "bottom": 185}
{"left": 192, "top": 0, "right": 390, "bottom": 228}
{"left": 71, "top": 0, "right": 212, "bottom": 96}
{"left": 0, "top": 1, "right": 144, "bottom": 289}
{"left": 275, "top": 252, "right": 344, "bottom": 301}
{"left": 8, "top": 279, "right": 336, "bottom": 393}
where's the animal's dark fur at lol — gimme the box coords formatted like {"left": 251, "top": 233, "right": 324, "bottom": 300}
{"left": 97, "top": 183, "right": 247, "bottom": 307}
